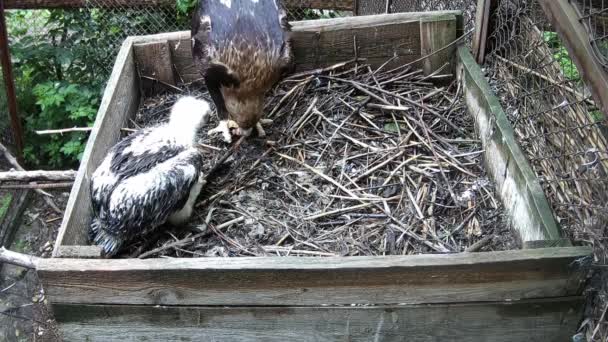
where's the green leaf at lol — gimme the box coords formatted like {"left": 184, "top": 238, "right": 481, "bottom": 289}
{"left": 384, "top": 122, "right": 401, "bottom": 133}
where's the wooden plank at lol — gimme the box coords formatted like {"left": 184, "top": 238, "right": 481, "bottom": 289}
{"left": 537, "top": 0, "right": 608, "bottom": 117}
{"left": 37, "top": 247, "right": 591, "bottom": 306}
{"left": 54, "top": 297, "right": 583, "bottom": 342}
{"left": 457, "top": 46, "right": 564, "bottom": 244}
{"left": 0, "top": 190, "right": 30, "bottom": 248}
{"left": 3, "top": 0, "right": 354, "bottom": 10}
{"left": 52, "top": 38, "right": 140, "bottom": 255}
{"left": 290, "top": 21, "right": 421, "bottom": 71}
{"left": 133, "top": 41, "right": 175, "bottom": 96}
{"left": 419, "top": 16, "right": 457, "bottom": 76}
{"left": 54, "top": 246, "right": 102, "bottom": 259}
{"left": 472, "top": 0, "right": 492, "bottom": 64}
{"left": 133, "top": 11, "right": 460, "bottom": 83}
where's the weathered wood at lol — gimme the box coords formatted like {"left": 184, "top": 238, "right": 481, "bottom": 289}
{"left": 0, "top": 170, "right": 76, "bottom": 182}
{"left": 54, "top": 245, "right": 103, "bottom": 259}
{"left": 472, "top": 0, "right": 493, "bottom": 64}
{"left": 457, "top": 46, "right": 563, "bottom": 244}
{"left": 0, "top": 190, "right": 30, "bottom": 248}
{"left": 0, "top": 247, "right": 39, "bottom": 269}
{"left": 54, "top": 297, "right": 583, "bottom": 342}
{"left": 524, "top": 239, "right": 572, "bottom": 249}
{"left": 2, "top": 0, "right": 354, "bottom": 10}
{"left": 0, "top": 142, "right": 61, "bottom": 214}
{"left": 537, "top": 0, "right": 608, "bottom": 117}
{"left": 133, "top": 11, "right": 461, "bottom": 83}
{"left": 52, "top": 38, "right": 141, "bottom": 255}
{"left": 37, "top": 247, "right": 590, "bottom": 306}
{"left": 133, "top": 41, "right": 175, "bottom": 96}
{"left": 419, "top": 16, "right": 457, "bottom": 76}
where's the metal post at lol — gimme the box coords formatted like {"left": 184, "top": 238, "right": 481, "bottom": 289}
{"left": 0, "top": 0, "right": 24, "bottom": 161}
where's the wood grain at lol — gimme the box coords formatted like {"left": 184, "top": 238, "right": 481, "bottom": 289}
{"left": 0, "top": 190, "right": 30, "bottom": 249}
{"left": 37, "top": 247, "right": 590, "bottom": 306}
{"left": 419, "top": 16, "right": 457, "bottom": 76}
{"left": 54, "top": 297, "right": 583, "bottom": 342}
{"left": 54, "top": 246, "right": 103, "bottom": 259}
{"left": 133, "top": 41, "right": 176, "bottom": 95}
{"left": 472, "top": 0, "right": 493, "bottom": 64}
{"left": 135, "top": 11, "right": 460, "bottom": 83}
{"left": 457, "top": 46, "right": 564, "bottom": 244}
{"left": 52, "top": 38, "right": 140, "bottom": 255}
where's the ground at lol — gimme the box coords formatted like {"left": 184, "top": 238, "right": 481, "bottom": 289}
{"left": 0, "top": 158, "right": 64, "bottom": 342}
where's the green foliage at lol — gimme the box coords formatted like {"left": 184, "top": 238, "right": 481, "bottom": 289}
{"left": 176, "top": 0, "right": 197, "bottom": 15}
{"left": 288, "top": 9, "right": 340, "bottom": 21}
{"left": 0, "top": 193, "right": 13, "bottom": 220}
{"left": 543, "top": 31, "right": 580, "bottom": 82}
{"left": 7, "top": 9, "right": 112, "bottom": 168}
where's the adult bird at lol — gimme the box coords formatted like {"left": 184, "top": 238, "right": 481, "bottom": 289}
{"left": 191, "top": 0, "right": 295, "bottom": 143}
{"left": 89, "top": 96, "right": 211, "bottom": 257}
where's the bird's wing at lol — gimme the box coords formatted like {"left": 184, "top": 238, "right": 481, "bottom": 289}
{"left": 91, "top": 127, "right": 186, "bottom": 217}
{"left": 109, "top": 127, "right": 184, "bottom": 180}
{"left": 191, "top": 1, "right": 212, "bottom": 69}
{"left": 101, "top": 149, "right": 204, "bottom": 237}
{"left": 276, "top": 2, "right": 295, "bottom": 76}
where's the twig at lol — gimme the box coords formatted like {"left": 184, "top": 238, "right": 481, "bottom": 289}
{"left": 0, "top": 247, "right": 39, "bottom": 269}
{"left": 0, "top": 170, "right": 76, "bottom": 182}
{"left": 0, "top": 142, "right": 62, "bottom": 214}
{"left": 138, "top": 216, "right": 245, "bottom": 259}
{"left": 466, "top": 235, "right": 495, "bottom": 252}
{"left": 141, "top": 76, "right": 184, "bottom": 92}
{"left": 0, "top": 182, "right": 73, "bottom": 190}
{"left": 203, "top": 135, "right": 246, "bottom": 180}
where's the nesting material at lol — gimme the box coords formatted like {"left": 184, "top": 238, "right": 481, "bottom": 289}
{"left": 125, "top": 60, "right": 518, "bottom": 258}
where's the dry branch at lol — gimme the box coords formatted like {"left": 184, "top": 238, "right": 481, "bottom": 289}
{"left": 0, "top": 142, "right": 62, "bottom": 214}
{"left": 0, "top": 170, "right": 76, "bottom": 182}
{"left": 126, "top": 57, "right": 512, "bottom": 258}
{"left": 0, "top": 247, "right": 39, "bottom": 269}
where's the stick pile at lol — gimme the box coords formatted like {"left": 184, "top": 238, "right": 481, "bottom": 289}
{"left": 128, "top": 60, "right": 517, "bottom": 258}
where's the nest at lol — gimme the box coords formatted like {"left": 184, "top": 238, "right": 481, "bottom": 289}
{"left": 123, "top": 60, "right": 518, "bottom": 258}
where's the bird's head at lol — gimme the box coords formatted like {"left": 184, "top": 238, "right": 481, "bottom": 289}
{"left": 169, "top": 96, "right": 211, "bottom": 141}
{"left": 223, "top": 91, "right": 265, "bottom": 131}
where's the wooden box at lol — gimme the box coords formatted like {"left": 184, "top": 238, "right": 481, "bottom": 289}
{"left": 38, "top": 11, "right": 590, "bottom": 341}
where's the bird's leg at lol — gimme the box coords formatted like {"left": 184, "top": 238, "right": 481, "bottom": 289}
{"left": 235, "top": 127, "right": 253, "bottom": 137}
{"left": 205, "top": 74, "right": 232, "bottom": 143}
{"left": 255, "top": 119, "right": 273, "bottom": 138}
{"left": 208, "top": 120, "right": 232, "bottom": 143}
{"left": 255, "top": 122, "right": 266, "bottom": 138}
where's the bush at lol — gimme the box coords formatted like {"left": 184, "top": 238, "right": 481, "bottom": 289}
{"left": 7, "top": 6, "right": 187, "bottom": 168}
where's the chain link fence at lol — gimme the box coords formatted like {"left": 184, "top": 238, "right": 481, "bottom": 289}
{"left": 356, "top": 0, "right": 477, "bottom": 44}
{"left": 484, "top": 0, "right": 607, "bottom": 340}
{"left": 485, "top": 0, "right": 608, "bottom": 243}
{"left": 80, "top": 1, "right": 353, "bottom": 74}
{"left": 0, "top": 1, "right": 352, "bottom": 157}
{"left": 573, "top": 0, "right": 608, "bottom": 69}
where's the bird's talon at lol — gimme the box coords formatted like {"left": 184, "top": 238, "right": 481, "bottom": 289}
{"left": 208, "top": 121, "right": 232, "bottom": 143}
{"left": 255, "top": 122, "right": 266, "bottom": 138}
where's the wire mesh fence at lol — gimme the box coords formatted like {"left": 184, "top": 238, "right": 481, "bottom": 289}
{"left": 484, "top": 1, "right": 607, "bottom": 338}
{"left": 572, "top": 0, "right": 608, "bottom": 69}
{"left": 0, "top": 1, "right": 353, "bottom": 157}
{"left": 485, "top": 0, "right": 608, "bottom": 240}
{"left": 356, "top": 0, "right": 477, "bottom": 44}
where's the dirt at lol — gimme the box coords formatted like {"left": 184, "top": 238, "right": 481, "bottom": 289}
{"left": 115, "top": 64, "right": 520, "bottom": 259}
{"left": 1, "top": 157, "right": 65, "bottom": 342}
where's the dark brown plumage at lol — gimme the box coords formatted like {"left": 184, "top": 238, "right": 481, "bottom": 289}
{"left": 191, "top": 0, "right": 294, "bottom": 142}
